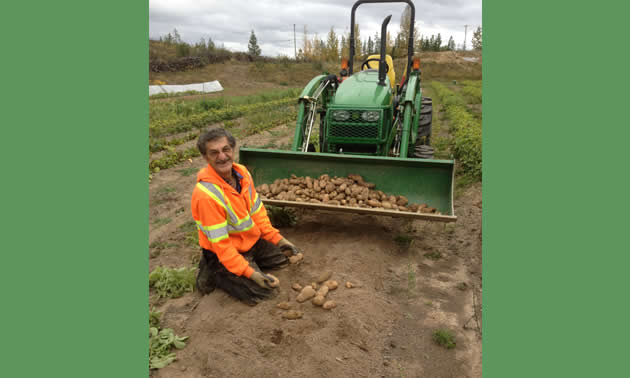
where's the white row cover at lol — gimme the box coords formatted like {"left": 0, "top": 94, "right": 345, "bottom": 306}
{"left": 149, "top": 80, "right": 223, "bottom": 96}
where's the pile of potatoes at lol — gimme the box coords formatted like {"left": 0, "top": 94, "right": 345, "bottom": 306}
{"left": 277, "top": 270, "right": 349, "bottom": 320}
{"left": 256, "top": 174, "right": 441, "bottom": 214}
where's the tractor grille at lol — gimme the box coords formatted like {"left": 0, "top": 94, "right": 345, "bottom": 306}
{"left": 329, "top": 123, "right": 379, "bottom": 138}
{"left": 328, "top": 110, "right": 382, "bottom": 140}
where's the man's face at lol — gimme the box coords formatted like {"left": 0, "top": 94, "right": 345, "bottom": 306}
{"left": 204, "top": 137, "right": 234, "bottom": 177}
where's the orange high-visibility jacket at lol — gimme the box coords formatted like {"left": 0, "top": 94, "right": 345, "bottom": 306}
{"left": 191, "top": 162, "right": 283, "bottom": 278}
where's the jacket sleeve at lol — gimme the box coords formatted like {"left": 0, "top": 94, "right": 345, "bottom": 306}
{"left": 248, "top": 176, "right": 283, "bottom": 245}
{"left": 193, "top": 190, "right": 254, "bottom": 278}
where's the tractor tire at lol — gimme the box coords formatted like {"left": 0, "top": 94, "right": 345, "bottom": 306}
{"left": 410, "top": 97, "right": 434, "bottom": 159}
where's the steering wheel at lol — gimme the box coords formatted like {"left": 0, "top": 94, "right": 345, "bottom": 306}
{"left": 361, "top": 58, "right": 389, "bottom": 73}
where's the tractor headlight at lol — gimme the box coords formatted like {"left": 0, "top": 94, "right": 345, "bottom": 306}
{"left": 332, "top": 110, "right": 350, "bottom": 121}
{"left": 361, "top": 111, "right": 380, "bottom": 122}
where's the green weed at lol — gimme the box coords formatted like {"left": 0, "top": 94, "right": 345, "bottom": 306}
{"left": 433, "top": 329, "right": 456, "bottom": 349}
{"left": 149, "top": 307, "right": 161, "bottom": 328}
{"left": 149, "top": 266, "right": 196, "bottom": 299}
{"left": 153, "top": 217, "right": 172, "bottom": 226}
{"left": 394, "top": 235, "right": 413, "bottom": 248}
{"left": 149, "top": 326, "right": 189, "bottom": 369}
{"left": 424, "top": 251, "right": 443, "bottom": 260}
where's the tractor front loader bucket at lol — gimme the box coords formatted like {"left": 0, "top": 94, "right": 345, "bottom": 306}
{"left": 239, "top": 148, "right": 457, "bottom": 222}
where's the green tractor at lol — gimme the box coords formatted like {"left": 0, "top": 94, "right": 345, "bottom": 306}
{"left": 240, "top": 0, "right": 456, "bottom": 222}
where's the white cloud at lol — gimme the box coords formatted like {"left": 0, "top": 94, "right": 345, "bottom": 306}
{"left": 149, "top": 0, "right": 482, "bottom": 56}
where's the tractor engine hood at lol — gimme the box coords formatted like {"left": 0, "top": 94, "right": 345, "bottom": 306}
{"left": 332, "top": 71, "right": 392, "bottom": 108}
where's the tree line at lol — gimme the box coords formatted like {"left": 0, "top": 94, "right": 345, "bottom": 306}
{"left": 151, "top": 6, "right": 481, "bottom": 66}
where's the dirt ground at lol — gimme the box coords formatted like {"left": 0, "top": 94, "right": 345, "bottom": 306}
{"left": 149, "top": 124, "right": 482, "bottom": 378}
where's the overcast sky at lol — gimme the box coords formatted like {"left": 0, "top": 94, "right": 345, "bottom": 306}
{"left": 149, "top": 0, "right": 481, "bottom": 57}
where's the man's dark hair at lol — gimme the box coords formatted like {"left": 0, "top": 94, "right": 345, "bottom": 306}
{"left": 197, "top": 128, "right": 237, "bottom": 155}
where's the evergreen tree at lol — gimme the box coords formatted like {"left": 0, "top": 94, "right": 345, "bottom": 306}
{"left": 207, "top": 37, "right": 215, "bottom": 51}
{"left": 447, "top": 36, "right": 455, "bottom": 51}
{"left": 367, "top": 36, "right": 373, "bottom": 54}
{"left": 326, "top": 27, "right": 339, "bottom": 61}
{"left": 429, "top": 35, "right": 435, "bottom": 51}
{"left": 472, "top": 26, "right": 482, "bottom": 50}
{"left": 398, "top": 5, "right": 418, "bottom": 54}
{"left": 248, "top": 30, "right": 262, "bottom": 56}
{"left": 340, "top": 35, "right": 348, "bottom": 58}
{"left": 435, "top": 33, "right": 442, "bottom": 51}
{"left": 373, "top": 32, "right": 380, "bottom": 54}
{"left": 353, "top": 24, "right": 362, "bottom": 58}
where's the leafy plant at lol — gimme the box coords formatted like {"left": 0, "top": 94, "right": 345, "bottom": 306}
{"left": 149, "top": 266, "right": 196, "bottom": 299}
{"left": 149, "top": 327, "right": 189, "bottom": 369}
{"left": 433, "top": 329, "right": 456, "bottom": 349}
{"left": 149, "top": 307, "right": 162, "bottom": 328}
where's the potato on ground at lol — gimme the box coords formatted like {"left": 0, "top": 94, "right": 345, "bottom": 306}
{"left": 296, "top": 286, "right": 316, "bottom": 302}
{"left": 324, "top": 280, "right": 339, "bottom": 290}
{"left": 322, "top": 301, "right": 337, "bottom": 310}
{"left": 292, "top": 283, "right": 303, "bottom": 291}
{"left": 312, "top": 295, "right": 326, "bottom": 306}
{"left": 317, "top": 270, "right": 333, "bottom": 283}
{"left": 276, "top": 302, "right": 291, "bottom": 310}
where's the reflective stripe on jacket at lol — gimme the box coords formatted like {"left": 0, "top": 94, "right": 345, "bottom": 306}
{"left": 191, "top": 162, "right": 282, "bottom": 278}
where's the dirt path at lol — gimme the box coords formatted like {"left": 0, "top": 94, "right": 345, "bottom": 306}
{"left": 149, "top": 174, "right": 481, "bottom": 377}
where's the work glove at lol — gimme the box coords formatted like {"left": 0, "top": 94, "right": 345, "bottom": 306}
{"left": 250, "top": 271, "right": 273, "bottom": 289}
{"left": 277, "top": 238, "right": 301, "bottom": 256}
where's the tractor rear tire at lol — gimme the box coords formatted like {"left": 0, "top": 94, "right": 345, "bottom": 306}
{"left": 410, "top": 97, "right": 434, "bottom": 159}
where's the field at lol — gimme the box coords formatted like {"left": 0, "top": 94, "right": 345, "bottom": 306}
{"left": 149, "top": 51, "right": 482, "bottom": 377}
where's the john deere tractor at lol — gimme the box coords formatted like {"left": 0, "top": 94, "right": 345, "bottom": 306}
{"left": 240, "top": 0, "right": 456, "bottom": 221}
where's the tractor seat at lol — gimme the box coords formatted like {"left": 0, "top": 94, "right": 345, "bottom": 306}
{"left": 363, "top": 54, "right": 395, "bottom": 89}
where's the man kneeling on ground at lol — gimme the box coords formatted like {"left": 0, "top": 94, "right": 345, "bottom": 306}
{"left": 191, "top": 128, "right": 300, "bottom": 305}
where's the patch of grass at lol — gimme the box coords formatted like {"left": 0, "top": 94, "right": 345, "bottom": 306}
{"left": 424, "top": 251, "right": 443, "bottom": 260}
{"left": 433, "top": 329, "right": 456, "bottom": 349}
{"left": 177, "top": 166, "right": 198, "bottom": 176}
{"left": 152, "top": 217, "right": 172, "bottom": 226}
{"left": 150, "top": 241, "right": 168, "bottom": 250}
{"left": 456, "top": 282, "right": 469, "bottom": 291}
{"left": 158, "top": 186, "right": 176, "bottom": 194}
{"left": 149, "top": 266, "right": 196, "bottom": 299}
{"left": 394, "top": 234, "right": 413, "bottom": 249}
{"left": 178, "top": 220, "right": 196, "bottom": 230}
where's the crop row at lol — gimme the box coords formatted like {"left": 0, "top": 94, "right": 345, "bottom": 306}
{"left": 150, "top": 97, "right": 296, "bottom": 138}
{"left": 431, "top": 82, "right": 482, "bottom": 180}
{"left": 149, "top": 132, "right": 198, "bottom": 153}
{"left": 149, "top": 88, "right": 300, "bottom": 122}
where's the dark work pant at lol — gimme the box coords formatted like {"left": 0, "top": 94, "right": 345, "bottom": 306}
{"left": 197, "top": 238, "right": 288, "bottom": 305}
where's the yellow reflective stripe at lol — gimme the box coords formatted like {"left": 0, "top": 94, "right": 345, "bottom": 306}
{"left": 251, "top": 193, "right": 263, "bottom": 215}
{"left": 195, "top": 220, "right": 229, "bottom": 243}
{"left": 198, "top": 180, "right": 255, "bottom": 229}
{"left": 196, "top": 183, "right": 227, "bottom": 212}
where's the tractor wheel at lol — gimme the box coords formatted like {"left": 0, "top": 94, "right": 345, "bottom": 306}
{"left": 410, "top": 97, "right": 434, "bottom": 159}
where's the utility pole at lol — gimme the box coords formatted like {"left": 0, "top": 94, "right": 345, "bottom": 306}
{"left": 293, "top": 24, "right": 297, "bottom": 59}
{"left": 463, "top": 25, "right": 469, "bottom": 51}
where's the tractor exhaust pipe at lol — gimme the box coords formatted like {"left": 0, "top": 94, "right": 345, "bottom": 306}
{"left": 378, "top": 15, "right": 392, "bottom": 86}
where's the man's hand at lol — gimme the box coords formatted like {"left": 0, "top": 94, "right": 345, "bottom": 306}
{"left": 250, "top": 271, "right": 272, "bottom": 288}
{"left": 277, "top": 238, "right": 301, "bottom": 256}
